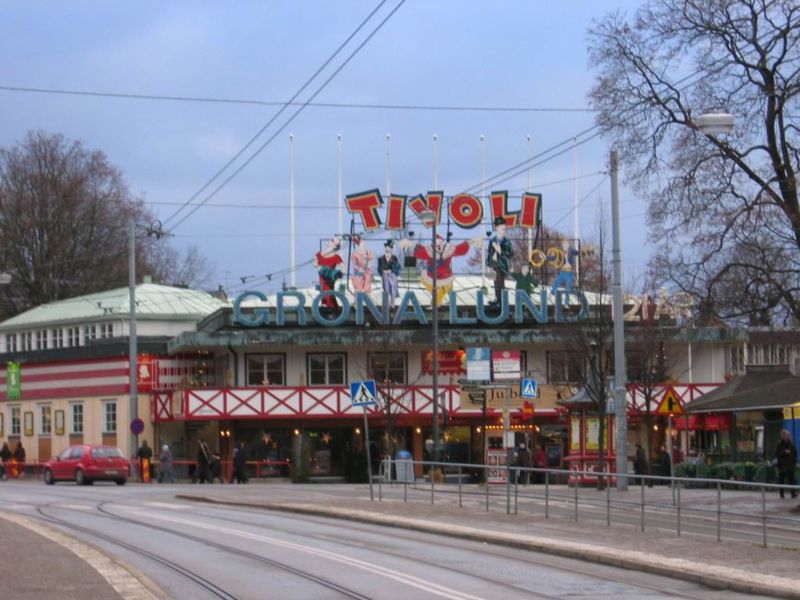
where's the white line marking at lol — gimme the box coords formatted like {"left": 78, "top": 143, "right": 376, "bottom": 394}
{"left": 121, "top": 507, "right": 485, "bottom": 600}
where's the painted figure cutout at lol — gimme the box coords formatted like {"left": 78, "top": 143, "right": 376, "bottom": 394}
{"left": 350, "top": 235, "right": 375, "bottom": 293}
{"left": 486, "top": 216, "right": 513, "bottom": 305}
{"left": 401, "top": 234, "right": 481, "bottom": 305}
{"left": 313, "top": 236, "right": 344, "bottom": 309}
{"left": 377, "top": 240, "right": 401, "bottom": 301}
{"left": 511, "top": 264, "right": 537, "bottom": 295}
{"left": 551, "top": 241, "right": 576, "bottom": 294}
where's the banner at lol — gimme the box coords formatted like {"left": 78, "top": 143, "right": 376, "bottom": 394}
{"left": 6, "top": 361, "right": 20, "bottom": 400}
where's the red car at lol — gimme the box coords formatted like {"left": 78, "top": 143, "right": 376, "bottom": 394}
{"left": 43, "top": 445, "right": 130, "bottom": 485}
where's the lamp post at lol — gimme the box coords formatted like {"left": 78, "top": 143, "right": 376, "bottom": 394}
{"left": 420, "top": 208, "right": 440, "bottom": 463}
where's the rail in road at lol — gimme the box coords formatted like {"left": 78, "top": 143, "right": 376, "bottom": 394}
{"left": 378, "top": 460, "right": 800, "bottom": 550}
{"left": 0, "top": 483, "right": 763, "bottom": 599}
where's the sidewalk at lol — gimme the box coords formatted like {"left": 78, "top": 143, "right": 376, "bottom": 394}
{"left": 176, "top": 483, "right": 800, "bottom": 599}
{"left": 0, "top": 512, "right": 158, "bottom": 600}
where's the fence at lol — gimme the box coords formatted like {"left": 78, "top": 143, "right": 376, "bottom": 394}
{"left": 377, "top": 459, "right": 800, "bottom": 549}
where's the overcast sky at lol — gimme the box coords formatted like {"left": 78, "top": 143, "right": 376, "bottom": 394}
{"left": 0, "top": 0, "right": 648, "bottom": 294}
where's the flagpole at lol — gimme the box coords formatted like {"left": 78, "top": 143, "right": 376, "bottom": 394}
{"left": 290, "top": 133, "right": 296, "bottom": 289}
{"left": 337, "top": 133, "right": 343, "bottom": 235}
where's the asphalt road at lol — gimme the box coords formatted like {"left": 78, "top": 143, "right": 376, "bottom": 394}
{"left": 0, "top": 482, "right": 774, "bottom": 600}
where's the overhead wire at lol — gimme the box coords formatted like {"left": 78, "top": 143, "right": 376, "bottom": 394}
{"left": 168, "top": 0, "right": 408, "bottom": 231}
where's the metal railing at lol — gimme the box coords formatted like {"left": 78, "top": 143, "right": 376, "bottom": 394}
{"left": 377, "top": 459, "right": 800, "bottom": 549}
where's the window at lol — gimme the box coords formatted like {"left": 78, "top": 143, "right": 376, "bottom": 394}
{"left": 84, "top": 325, "right": 96, "bottom": 342}
{"left": 35, "top": 330, "right": 47, "bottom": 350}
{"left": 246, "top": 354, "right": 285, "bottom": 386}
{"left": 10, "top": 406, "right": 20, "bottom": 436}
{"left": 6, "top": 333, "right": 17, "bottom": 353}
{"left": 547, "top": 351, "right": 583, "bottom": 384}
{"left": 22, "top": 332, "right": 32, "bottom": 351}
{"left": 99, "top": 323, "right": 113, "bottom": 339}
{"left": 39, "top": 405, "right": 52, "bottom": 435}
{"left": 70, "top": 403, "right": 84, "bottom": 435}
{"left": 368, "top": 352, "right": 407, "bottom": 384}
{"left": 308, "top": 353, "right": 346, "bottom": 385}
{"left": 102, "top": 401, "right": 117, "bottom": 433}
{"left": 729, "top": 345, "right": 745, "bottom": 375}
{"left": 52, "top": 328, "right": 64, "bottom": 349}
{"left": 67, "top": 327, "right": 80, "bottom": 347}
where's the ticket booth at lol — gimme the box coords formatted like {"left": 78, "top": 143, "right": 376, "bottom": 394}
{"left": 559, "top": 384, "right": 616, "bottom": 485}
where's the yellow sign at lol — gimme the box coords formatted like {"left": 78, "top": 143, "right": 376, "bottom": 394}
{"left": 656, "top": 387, "right": 684, "bottom": 416}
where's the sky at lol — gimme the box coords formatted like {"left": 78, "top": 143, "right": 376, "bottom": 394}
{"left": 0, "top": 0, "right": 649, "bottom": 295}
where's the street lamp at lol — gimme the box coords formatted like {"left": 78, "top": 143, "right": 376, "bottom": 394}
{"left": 419, "top": 208, "right": 440, "bottom": 464}
{"left": 694, "top": 111, "right": 735, "bottom": 135}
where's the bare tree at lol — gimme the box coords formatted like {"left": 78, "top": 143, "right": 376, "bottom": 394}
{"left": 0, "top": 131, "right": 211, "bottom": 318}
{"left": 588, "top": 0, "right": 800, "bottom": 324}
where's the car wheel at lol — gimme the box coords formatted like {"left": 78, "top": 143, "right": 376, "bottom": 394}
{"left": 44, "top": 469, "right": 54, "bottom": 485}
{"left": 115, "top": 479, "right": 126, "bottom": 486}
{"left": 75, "top": 469, "right": 87, "bottom": 486}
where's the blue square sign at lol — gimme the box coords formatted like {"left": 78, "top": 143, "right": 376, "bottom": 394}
{"left": 520, "top": 378, "right": 538, "bottom": 399}
{"left": 350, "top": 379, "right": 377, "bottom": 407}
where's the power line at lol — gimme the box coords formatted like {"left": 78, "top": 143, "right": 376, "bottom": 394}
{"left": 169, "top": 0, "right": 407, "bottom": 231}
{"left": 162, "top": 0, "right": 392, "bottom": 228}
{"left": 0, "top": 84, "right": 594, "bottom": 114}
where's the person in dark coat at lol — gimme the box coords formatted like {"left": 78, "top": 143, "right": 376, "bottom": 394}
{"left": 775, "top": 429, "right": 798, "bottom": 498}
{"left": 0, "top": 442, "right": 10, "bottom": 480}
{"left": 158, "top": 444, "right": 175, "bottom": 483}
{"left": 196, "top": 438, "right": 210, "bottom": 484}
{"left": 209, "top": 452, "right": 225, "bottom": 484}
{"left": 136, "top": 440, "right": 153, "bottom": 482}
{"left": 633, "top": 443, "right": 648, "bottom": 486}
{"left": 232, "top": 442, "right": 248, "bottom": 484}
{"left": 516, "top": 443, "right": 531, "bottom": 485}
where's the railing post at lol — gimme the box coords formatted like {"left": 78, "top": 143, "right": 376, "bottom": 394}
{"left": 514, "top": 469, "right": 519, "bottom": 515}
{"left": 574, "top": 477, "right": 579, "bottom": 522}
{"left": 716, "top": 481, "right": 722, "bottom": 542}
{"left": 506, "top": 466, "right": 511, "bottom": 515}
{"left": 545, "top": 470, "right": 549, "bottom": 519}
{"left": 677, "top": 485, "right": 681, "bottom": 537}
{"left": 458, "top": 465, "right": 463, "bottom": 508}
{"left": 485, "top": 467, "right": 490, "bottom": 512}
{"left": 606, "top": 468, "right": 611, "bottom": 527}
{"left": 640, "top": 478, "right": 645, "bottom": 532}
{"left": 761, "top": 485, "right": 767, "bottom": 548}
{"left": 404, "top": 472, "right": 408, "bottom": 503}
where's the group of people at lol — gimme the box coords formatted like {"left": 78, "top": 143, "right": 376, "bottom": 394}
{"left": 0, "top": 441, "right": 25, "bottom": 479}
{"left": 193, "top": 438, "right": 248, "bottom": 484}
{"left": 513, "top": 442, "right": 547, "bottom": 484}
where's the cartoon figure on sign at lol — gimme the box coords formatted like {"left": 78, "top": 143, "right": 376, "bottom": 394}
{"left": 511, "top": 264, "right": 537, "bottom": 295}
{"left": 401, "top": 234, "right": 481, "bottom": 305}
{"left": 377, "top": 240, "right": 401, "bottom": 301}
{"left": 350, "top": 234, "right": 375, "bottom": 293}
{"left": 313, "top": 236, "right": 344, "bottom": 309}
{"left": 486, "top": 216, "right": 513, "bottom": 305}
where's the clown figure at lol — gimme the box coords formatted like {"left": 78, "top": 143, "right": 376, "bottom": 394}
{"left": 313, "top": 236, "right": 344, "bottom": 309}
{"left": 401, "top": 234, "right": 482, "bottom": 305}
{"left": 350, "top": 235, "right": 375, "bottom": 292}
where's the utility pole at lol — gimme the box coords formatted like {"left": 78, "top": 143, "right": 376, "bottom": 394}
{"left": 610, "top": 149, "right": 628, "bottom": 491}
{"left": 431, "top": 212, "right": 440, "bottom": 463}
{"left": 128, "top": 219, "right": 138, "bottom": 459}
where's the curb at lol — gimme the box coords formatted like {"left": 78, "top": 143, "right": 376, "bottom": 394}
{"left": 0, "top": 511, "right": 168, "bottom": 600}
{"left": 177, "top": 494, "right": 800, "bottom": 600}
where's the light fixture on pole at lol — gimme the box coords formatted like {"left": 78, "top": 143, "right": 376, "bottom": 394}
{"left": 694, "top": 111, "right": 735, "bottom": 135}
{"left": 419, "top": 207, "right": 440, "bottom": 463}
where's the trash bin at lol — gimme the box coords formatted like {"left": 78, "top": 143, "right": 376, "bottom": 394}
{"left": 395, "top": 450, "right": 414, "bottom": 483}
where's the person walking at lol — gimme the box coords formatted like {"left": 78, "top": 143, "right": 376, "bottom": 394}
{"left": 515, "top": 442, "right": 531, "bottom": 485}
{"left": 136, "top": 440, "right": 153, "bottom": 483}
{"left": 209, "top": 452, "right": 225, "bottom": 484}
{"left": 232, "top": 442, "right": 248, "bottom": 484}
{"left": 1, "top": 442, "right": 10, "bottom": 480}
{"left": 775, "top": 429, "right": 798, "bottom": 499}
{"left": 12, "top": 441, "right": 25, "bottom": 478}
{"left": 196, "top": 438, "right": 210, "bottom": 484}
{"left": 158, "top": 444, "right": 175, "bottom": 483}
{"left": 633, "top": 443, "right": 648, "bottom": 486}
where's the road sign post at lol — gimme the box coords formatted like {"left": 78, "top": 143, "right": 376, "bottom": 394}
{"left": 351, "top": 380, "right": 377, "bottom": 501}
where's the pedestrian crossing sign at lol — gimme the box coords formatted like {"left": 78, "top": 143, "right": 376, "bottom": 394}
{"left": 656, "top": 387, "right": 684, "bottom": 416}
{"left": 350, "top": 380, "right": 377, "bottom": 407}
{"left": 520, "top": 378, "right": 538, "bottom": 399}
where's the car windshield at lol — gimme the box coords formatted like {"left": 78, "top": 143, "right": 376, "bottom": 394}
{"left": 90, "top": 447, "right": 124, "bottom": 459}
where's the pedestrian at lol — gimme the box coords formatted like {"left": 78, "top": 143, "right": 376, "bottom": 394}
{"left": 158, "top": 444, "right": 175, "bottom": 483}
{"left": 1, "top": 441, "right": 10, "bottom": 480}
{"left": 633, "top": 443, "right": 648, "bottom": 486}
{"left": 196, "top": 438, "right": 210, "bottom": 483}
{"left": 12, "top": 441, "right": 25, "bottom": 478}
{"left": 232, "top": 442, "right": 248, "bottom": 484}
{"left": 136, "top": 440, "right": 153, "bottom": 483}
{"left": 657, "top": 445, "right": 671, "bottom": 482}
{"left": 774, "top": 429, "right": 798, "bottom": 499}
{"left": 209, "top": 452, "right": 225, "bottom": 484}
{"left": 515, "top": 442, "right": 531, "bottom": 485}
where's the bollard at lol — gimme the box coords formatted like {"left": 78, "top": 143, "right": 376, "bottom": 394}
{"left": 640, "top": 479, "right": 645, "bottom": 532}
{"left": 761, "top": 485, "right": 767, "bottom": 548}
{"left": 574, "top": 478, "right": 579, "bottom": 522}
{"left": 545, "top": 470, "right": 550, "bottom": 519}
{"left": 677, "top": 485, "right": 681, "bottom": 536}
{"left": 458, "top": 465, "right": 463, "bottom": 508}
{"left": 716, "top": 482, "right": 721, "bottom": 542}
